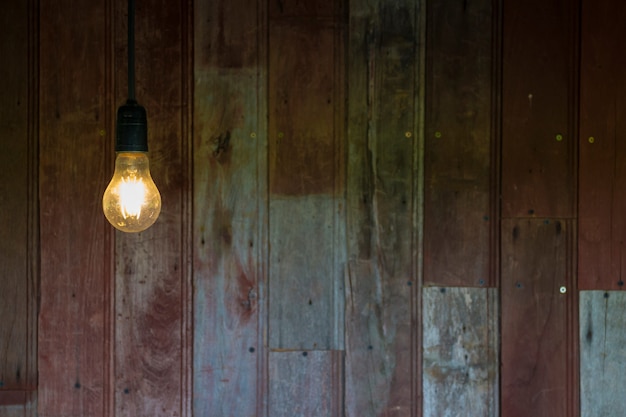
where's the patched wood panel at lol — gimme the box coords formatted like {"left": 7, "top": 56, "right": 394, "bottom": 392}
{"left": 345, "top": 0, "right": 418, "bottom": 414}
{"left": 578, "top": 0, "right": 626, "bottom": 290}
{"left": 268, "top": 0, "right": 345, "bottom": 351}
{"left": 423, "top": 287, "right": 498, "bottom": 417}
{"left": 501, "top": 219, "right": 577, "bottom": 417}
{"left": 424, "top": 0, "right": 498, "bottom": 287}
{"left": 580, "top": 291, "right": 626, "bottom": 416}
{"left": 268, "top": 350, "right": 343, "bottom": 417}
{"left": 501, "top": 0, "right": 577, "bottom": 218}
{"left": 0, "top": 0, "right": 37, "bottom": 403}
{"left": 193, "top": 0, "right": 266, "bottom": 414}
{"left": 38, "top": 0, "right": 110, "bottom": 415}
{"left": 113, "top": 0, "right": 191, "bottom": 416}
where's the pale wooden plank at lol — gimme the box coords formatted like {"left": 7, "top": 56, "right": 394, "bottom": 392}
{"left": 580, "top": 291, "right": 626, "bottom": 417}
{"left": 192, "top": 0, "right": 266, "bottom": 414}
{"left": 268, "top": 350, "right": 343, "bottom": 417}
{"left": 423, "top": 287, "right": 498, "bottom": 417}
{"left": 112, "top": 0, "right": 188, "bottom": 416}
{"left": 269, "top": 196, "right": 344, "bottom": 350}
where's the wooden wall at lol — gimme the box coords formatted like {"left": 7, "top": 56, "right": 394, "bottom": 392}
{"left": 2, "top": 0, "right": 626, "bottom": 416}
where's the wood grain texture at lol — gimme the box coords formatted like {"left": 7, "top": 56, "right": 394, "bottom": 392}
{"left": 268, "top": 350, "right": 343, "bottom": 417}
{"left": 113, "top": 0, "right": 190, "bottom": 416}
{"left": 345, "top": 0, "right": 418, "bottom": 415}
{"left": 0, "top": 0, "right": 36, "bottom": 400}
{"left": 268, "top": 21, "right": 339, "bottom": 196}
{"left": 580, "top": 291, "right": 626, "bottom": 417}
{"left": 578, "top": 0, "right": 626, "bottom": 290}
{"left": 501, "top": 0, "right": 577, "bottom": 218}
{"left": 424, "top": 0, "right": 498, "bottom": 287}
{"left": 0, "top": 391, "right": 36, "bottom": 417}
{"left": 501, "top": 218, "right": 577, "bottom": 417}
{"left": 422, "top": 287, "right": 498, "bottom": 417}
{"left": 38, "top": 0, "right": 110, "bottom": 415}
{"left": 269, "top": 197, "right": 344, "bottom": 350}
{"left": 193, "top": 0, "right": 266, "bottom": 414}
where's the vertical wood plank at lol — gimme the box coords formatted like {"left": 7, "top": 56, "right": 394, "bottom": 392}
{"left": 0, "top": 0, "right": 37, "bottom": 401}
{"left": 580, "top": 291, "right": 626, "bottom": 416}
{"left": 345, "top": 0, "right": 419, "bottom": 414}
{"left": 422, "top": 287, "right": 498, "bottom": 417}
{"left": 193, "top": 0, "right": 267, "bottom": 414}
{"left": 112, "top": 0, "right": 190, "bottom": 416}
{"left": 501, "top": 219, "right": 576, "bottom": 417}
{"left": 268, "top": 350, "right": 343, "bottom": 417}
{"left": 38, "top": 0, "right": 110, "bottom": 415}
{"left": 501, "top": 0, "right": 577, "bottom": 218}
{"left": 424, "top": 0, "right": 498, "bottom": 287}
{"left": 578, "top": 0, "right": 626, "bottom": 290}
{"left": 268, "top": 0, "right": 345, "bottom": 350}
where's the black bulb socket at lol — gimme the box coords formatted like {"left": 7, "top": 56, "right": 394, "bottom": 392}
{"left": 115, "top": 99, "right": 148, "bottom": 152}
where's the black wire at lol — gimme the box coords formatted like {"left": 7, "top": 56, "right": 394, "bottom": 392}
{"left": 128, "top": 0, "right": 135, "bottom": 101}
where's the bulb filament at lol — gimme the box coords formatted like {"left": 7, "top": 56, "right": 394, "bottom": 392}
{"left": 119, "top": 176, "right": 146, "bottom": 219}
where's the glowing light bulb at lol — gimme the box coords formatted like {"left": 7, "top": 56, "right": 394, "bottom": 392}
{"left": 102, "top": 152, "right": 161, "bottom": 233}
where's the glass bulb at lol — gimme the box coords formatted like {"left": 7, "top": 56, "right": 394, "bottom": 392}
{"left": 102, "top": 152, "right": 161, "bottom": 233}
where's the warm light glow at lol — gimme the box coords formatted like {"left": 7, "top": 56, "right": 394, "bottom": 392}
{"left": 102, "top": 152, "right": 161, "bottom": 233}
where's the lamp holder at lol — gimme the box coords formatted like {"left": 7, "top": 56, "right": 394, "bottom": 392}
{"left": 115, "top": 100, "right": 148, "bottom": 152}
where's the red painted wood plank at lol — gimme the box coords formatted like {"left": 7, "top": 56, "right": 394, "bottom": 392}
{"left": 268, "top": 21, "right": 340, "bottom": 196}
{"left": 112, "top": 0, "right": 191, "bottom": 416}
{"left": 0, "top": 0, "right": 37, "bottom": 394}
{"left": 193, "top": 0, "right": 266, "bottom": 414}
{"left": 501, "top": 219, "right": 577, "bottom": 417}
{"left": 501, "top": 0, "right": 577, "bottom": 218}
{"left": 578, "top": 0, "right": 626, "bottom": 290}
{"left": 38, "top": 0, "right": 110, "bottom": 415}
{"left": 345, "top": 1, "right": 418, "bottom": 414}
{"left": 424, "top": 0, "right": 498, "bottom": 287}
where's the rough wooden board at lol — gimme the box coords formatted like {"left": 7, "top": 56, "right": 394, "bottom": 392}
{"left": 422, "top": 287, "right": 498, "bottom": 417}
{"left": 268, "top": 350, "right": 343, "bottom": 417}
{"left": 113, "top": 0, "right": 189, "bottom": 416}
{"left": 268, "top": 21, "right": 339, "bottom": 196}
{"left": 269, "top": 196, "right": 344, "bottom": 350}
{"left": 0, "top": 391, "right": 36, "bottom": 417}
{"left": 501, "top": 0, "right": 577, "bottom": 218}
{"left": 580, "top": 291, "right": 626, "bottom": 417}
{"left": 269, "top": 0, "right": 334, "bottom": 19}
{"left": 192, "top": 0, "right": 264, "bottom": 411}
{"left": 345, "top": 0, "right": 418, "bottom": 415}
{"left": 578, "top": 0, "right": 626, "bottom": 290}
{"left": 38, "top": 0, "right": 109, "bottom": 415}
{"left": 0, "top": 0, "right": 35, "bottom": 392}
{"left": 424, "top": 0, "right": 497, "bottom": 287}
{"left": 501, "top": 218, "right": 576, "bottom": 417}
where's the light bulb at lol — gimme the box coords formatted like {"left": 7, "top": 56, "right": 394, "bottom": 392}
{"left": 102, "top": 152, "right": 161, "bottom": 233}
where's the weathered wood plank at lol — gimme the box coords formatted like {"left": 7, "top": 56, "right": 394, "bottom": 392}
{"left": 268, "top": 0, "right": 344, "bottom": 349}
{"left": 38, "top": 0, "right": 110, "bottom": 415}
{"left": 268, "top": 350, "right": 343, "bottom": 417}
{"left": 269, "top": 197, "right": 343, "bottom": 350}
{"left": 113, "top": 0, "right": 190, "bottom": 416}
{"left": 580, "top": 291, "right": 626, "bottom": 416}
{"left": 422, "top": 287, "right": 498, "bottom": 417}
{"left": 578, "top": 0, "right": 626, "bottom": 290}
{"left": 501, "top": 0, "right": 577, "bottom": 218}
{"left": 193, "top": 0, "right": 266, "bottom": 414}
{"left": 0, "top": 0, "right": 36, "bottom": 396}
{"left": 345, "top": 0, "right": 418, "bottom": 415}
{"left": 0, "top": 391, "right": 36, "bottom": 417}
{"left": 501, "top": 218, "right": 576, "bottom": 417}
{"left": 424, "top": 0, "right": 497, "bottom": 287}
